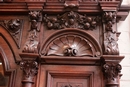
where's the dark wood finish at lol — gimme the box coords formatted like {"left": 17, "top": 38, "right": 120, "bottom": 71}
{"left": 0, "top": 0, "right": 130, "bottom": 87}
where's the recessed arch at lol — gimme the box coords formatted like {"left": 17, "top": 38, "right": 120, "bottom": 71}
{"left": 0, "top": 42, "right": 16, "bottom": 87}
{"left": 40, "top": 28, "right": 102, "bottom": 57}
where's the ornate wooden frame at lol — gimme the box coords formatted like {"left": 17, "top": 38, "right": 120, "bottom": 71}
{"left": 0, "top": 0, "right": 130, "bottom": 87}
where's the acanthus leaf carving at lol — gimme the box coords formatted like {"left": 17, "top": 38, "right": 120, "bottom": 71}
{"left": 23, "top": 30, "right": 39, "bottom": 53}
{"left": 0, "top": 19, "right": 23, "bottom": 48}
{"left": 43, "top": 11, "right": 100, "bottom": 30}
{"left": 103, "top": 63, "right": 122, "bottom": 81}
{"left": 20, "top": 60, "right": 38, "bottom": 83}
{"left": 42, "top": 34, "right": 101, "bottom": 57}
{"left": 103, "top": 11, "right": 119, "bottom": 55}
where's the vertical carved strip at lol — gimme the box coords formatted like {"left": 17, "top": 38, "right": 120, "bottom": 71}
{"left": 103, "top": 11, "right": 119, "bottom": 55}
{"left": 23, "top": 11, "right": 42, "bottom": 53}
{"left": 20, "top": 60, "right": 38, "bottom": 87}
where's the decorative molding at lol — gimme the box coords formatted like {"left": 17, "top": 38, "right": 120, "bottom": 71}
{"left": 43, "top": 11, "right": 100, "bottom": 30}
{"left": 103, "top": 11, "right": 119, "bottom": 55}
{"left": 0, "top": 19, "right": 23, "bottom": 48}
{"left": 23, "top": 11, "right": 42, "bottom": 53}
{"left": 58, "top": 82, "right": 83, "bottom": 87}
{"left": 47, "top": 71, "right": 94, "bottom": 87}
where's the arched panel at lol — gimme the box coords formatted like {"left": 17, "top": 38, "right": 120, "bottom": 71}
{"left": 41, "top": 28, "right": 102, "bottom": 57}
{"left": 0, "top": 38, "right": 17, "bottom": 87}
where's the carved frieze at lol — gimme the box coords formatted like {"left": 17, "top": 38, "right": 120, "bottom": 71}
{"left": 103, "top": 11, "right": 119, "bottom": 55}
{"left": 43, "top": 11, "right": 100, "bottom": 30}
{"left": 0, "top": 19, "right": 23, "bottom": 48}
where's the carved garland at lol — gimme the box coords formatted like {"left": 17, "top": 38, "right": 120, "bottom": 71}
{"left": 43, "top": 11, "right": 100, "bottom": 30}
{"left": 103, "top": 11, "right": 119, "bottom": 55}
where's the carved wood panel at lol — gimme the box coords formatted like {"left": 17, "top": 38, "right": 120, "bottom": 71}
{"left": 0, "top": 1, "right": 129, "bottom": 87}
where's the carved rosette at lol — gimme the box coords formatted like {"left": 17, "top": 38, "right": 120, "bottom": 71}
{"left": 0, "top": 19, "right": 23, "bottom": 48}
{"left": 103, "top": 11, "right": 119, "bottom": 55}
{"left": 43, "top": 11, "right": 100, "bottom": 30}
{"left": 20, "top": 61, "right": 38, "bottom": 82}
{"left": 23, "top": 11, "right": 42, "bottom": 53}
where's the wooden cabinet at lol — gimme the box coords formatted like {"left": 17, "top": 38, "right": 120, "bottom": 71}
{"left": 0, "top": 0, "right": 130, "bottom": 87}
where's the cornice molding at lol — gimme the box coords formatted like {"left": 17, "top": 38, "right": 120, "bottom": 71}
{"left": 0, "top": 1, "right": 129, "bottom": 21}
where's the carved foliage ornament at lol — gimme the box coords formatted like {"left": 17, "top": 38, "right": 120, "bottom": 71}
{"left": 0, "top": 19, "right": 23, "bottom": 48}
{"left": 103, "top": 63, "right": 122, "bottom": 81}
{"left": 20, "top": 61, "right": 38, "bottom": 80}
{"left": 43, "top": 11, "right": 100, "bottom": 30}
{"left": 103, "top": 11, "right": 119, "bottom": 55}
{"left": 23, "top": 11, "right": 42, "bottom": 53}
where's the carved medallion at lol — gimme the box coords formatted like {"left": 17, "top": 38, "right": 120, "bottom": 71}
{"left": 43, "top": 11, "right": 100, "bottom": 30}
{"left": 0, "top": 19, "right": 23, "bottom": 48}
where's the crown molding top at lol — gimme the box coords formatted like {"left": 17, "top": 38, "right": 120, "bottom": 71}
{"left": 0, "top": 0, "right": 129, "bottom": 20}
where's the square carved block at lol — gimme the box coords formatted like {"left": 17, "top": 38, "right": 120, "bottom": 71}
{"left": 47, "top": 71, "right": 94, "bottom": 87}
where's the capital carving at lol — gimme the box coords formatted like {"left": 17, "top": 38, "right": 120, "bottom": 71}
{"left": 103, "top": 63, "right": 122, "bottom": 81}
{"left": 20, "top": 60, "right": 38, "bottom": 83}
{"left": 23, "top": 11, "right": 42, "bottom": 53}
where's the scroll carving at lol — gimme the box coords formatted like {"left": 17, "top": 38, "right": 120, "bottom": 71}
{"left": 0, "top": 19, "right": 23, "bottom": 48}
{"left": 42, "top": 35, "right": 101, "bottom": 57}
{"left": 23, "top": 11, "right": 42, "bottom": 53}
{"left": 64, "top": 0, "right": 80, "bottom": 9}
{"left": 43, "top": 11, "right": 100, "bottom": 30}
{"left": 103, "top": 11, "right": 119, "bottom": 55}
